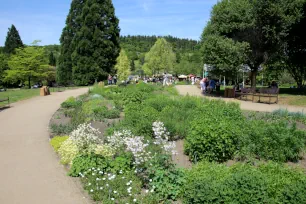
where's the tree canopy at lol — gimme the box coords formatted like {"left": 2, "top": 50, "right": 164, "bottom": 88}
{"left": 5, "top": 46, "right": 49, "bottom": 87}
{"left": 115, "top": 49, "right": 131, "bottom": 81}
{"left": 0, "top": 53, "right": 9, "bottom": 86}
{"left": 202, "top": 0, "right": 305, "bottom": 87}
{"left": 57, "top": 0, "right": 86, "bottom": 85}
{"left": 143, "top": 38, "right": 176, "bottom": 75}
{"left": 4, "top": 25, "right": 24, "bottom": 55}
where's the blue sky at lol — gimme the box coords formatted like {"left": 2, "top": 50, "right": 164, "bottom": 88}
{"left": 0, "top": 0, "right": 217, "bottom": 46}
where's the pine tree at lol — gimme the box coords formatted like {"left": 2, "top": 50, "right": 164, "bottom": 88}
{"left": 115, "top": 49, "right": 131, "bottom": 81}
{"left": 57, "top": 0, "right": 86, "bottom": 85}
{"left": 49, "top": 52, "right": 56, "bottom": 66}
{"left": 72, "top": 0, "right": 120, "bottom": 85}
{"left": 4, "top": 25, "right": 23, "bottom": 55}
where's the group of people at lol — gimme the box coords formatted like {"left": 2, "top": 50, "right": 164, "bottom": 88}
{"left": 107, "top": 75, "right": 117, "bottom": 85}
{"left": 200, "top": 77, "right": 219, "bottom": 94}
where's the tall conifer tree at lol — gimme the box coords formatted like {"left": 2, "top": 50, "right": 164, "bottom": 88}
{"left": 71, "top": 0, "right": 120, "bottom": 85}
{"left": 4, "top": 25, "right": 23, "bottom": 55}
{"left": 57, "top": 0, "right": 86, "bottom": 85}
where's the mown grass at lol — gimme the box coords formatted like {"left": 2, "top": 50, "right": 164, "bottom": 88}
{"left": 0, "top": 87, "right": 83, "bottom": 106}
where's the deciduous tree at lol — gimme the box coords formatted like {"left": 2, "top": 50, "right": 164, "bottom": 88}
{"left": 202, "top": 0, "right": 303, "bottom": 87}
{"left": 115, "top": 50, "right": 131, "bottom": 81}
{"left": 0, "top": 53, "right": 9, "bottom": 85}
{"left": 143, "top": 38, "right": 176, "bottom": 75}
{"left": 5, "top": 47, "right": 49, "bottom": 88}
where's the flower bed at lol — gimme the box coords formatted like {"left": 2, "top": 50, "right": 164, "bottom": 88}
{"left": 49, "top": 83, "right": 306, "bottom": 203}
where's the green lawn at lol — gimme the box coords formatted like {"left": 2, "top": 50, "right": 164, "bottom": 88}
{"left": 0, "top": 87, "right": 84, "bottom": 106}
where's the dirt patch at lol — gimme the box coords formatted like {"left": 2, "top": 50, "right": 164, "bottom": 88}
{"left": 49, "top": 109, "right": 71, "bottom": 126}
{"left": 172, "top": 140, "right": 192, "bottom": 169}
{"left": 287, "top": 154, "right": 306, "bottom": 173}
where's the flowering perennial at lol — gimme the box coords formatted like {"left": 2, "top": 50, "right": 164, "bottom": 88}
{"left": 107, "top": 130, "right": 133, "bottom": 150}
{"left": 152, "top": 121, "right": 177, "bottom": 155}
{"left": 124, "top": 136, "right": 152, "bottom": 165}
{"left": 70, "top": 123, "right": 101, "bottom": 150}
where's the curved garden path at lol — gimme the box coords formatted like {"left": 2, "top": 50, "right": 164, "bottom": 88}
{"left": 176, "top": 85, "right": 306, "bottom": 113}
{"left": 0, "top": 88, "right": 90, "bottom": 204}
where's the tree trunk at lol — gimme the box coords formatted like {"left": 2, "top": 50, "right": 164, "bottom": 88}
{"left": 250, "top": 70, "right": 257, "bottom": 88}
{"left": 28, "top": 76, "right": 31, "bottom": 89}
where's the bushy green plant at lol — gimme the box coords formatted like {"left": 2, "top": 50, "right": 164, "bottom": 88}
{"left": 183, "top": 162, "right": 306, "bottom": 204}
{"left": 122, "top": 90, "right": 147, "bottom": 106}
{"left": 68, "top": 154, "right": 109, "bottom": 177}
{"left": 147, "top": 164, "right": 185, "bottom": 200}
{"left": 61, "top": 97, "right": 82, "bottom": 109}
{"left": 50, "top": 123, "right": 74, "bottom": 135}
{"left": 143, "top": 95, "right": 175, "bottom": 112}
{"left": 185, "top": 117, "right": 242, "bottom": 163}
{"left": 108, "top": 155, "right": 133, "bottom": 173}
{"left": 93, "top": 106, "right": 120, "bottom": 121}
{"left": 50, "top": 136, "right": 69, "bottom": 152}
{"left": 124, "top": 103, "right": 159, "bottom": 136}
{"left": 239, "top": 121, "right": 306, "bottom": 162}
{"left": 82, "top": 99, "right": 105, "bottom": 116}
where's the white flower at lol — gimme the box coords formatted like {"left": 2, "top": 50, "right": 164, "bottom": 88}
{"left": 90, "top": 189, "right": 93, "bottom": 192}
{"left": 100, "top": 187, "right": 103, "bottom": 190}
{"left": 111, "top": 198, "right": 115, "bottom": 201}
{"left": 149, "top": 179, "right": 152, "bottom": 182}
{"left": 88, "top": 183, "right": 91, "bottom": 186}
{"left": 114, "top": 191, "right": 117, "bottom": 194}
{"left": 145, "top": 190, "right": 149, "bottom": 193}
{"left": 70, "top": 123, "right": 101, "bottom": 150}
{"left": 152, "top": 121, "right": 176, "bottom": 155}
{"left": 106, "top": 184, "right": 109, "bottom": 187}
{"left": 133, "top": 198, "right": 137, "bottom": 202}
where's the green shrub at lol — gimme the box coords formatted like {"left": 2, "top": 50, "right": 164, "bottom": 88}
{"left": 239, "top": 121, "right": 306, "bottom": 162}
{"left": 68, "top": 154, "right": 109, "bottom": 177}
{"left": 50, "top": 123, "right": 74, "bottom": 135}
{"left": 82, "top": 99, "right": 105, "bottom": 116}
{"left": 122, "top": 90, "right": 147, "bottom": 106}
{"left": 124, "top": 103, "right": 159, "bottom": 136}
{"left": 185, "top": 117, "right": 242, "bottom": 163}
{"left": 143, "top": 95, "right": 175, "bottom": 112}
{"left": 61, "top": 97, "right": 82, "bottom": 109}
{"left": 50, "top": 136, "right": 69, "bottom": 152}
{"left": 146, "top": 164, "right": 185, "bottom": 200}
{"left": 183, "top": 162, "right": 306, "bottom": 204}
{"left": 108, "top": 155, "right": 133, "bottom": 173}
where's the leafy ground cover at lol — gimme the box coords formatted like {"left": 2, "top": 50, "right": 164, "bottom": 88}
{"left": 49, "top": 83, "right": 306, "bottom": 203}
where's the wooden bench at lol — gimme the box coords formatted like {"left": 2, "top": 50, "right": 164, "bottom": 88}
{"left": 252, "top": 88, "right": 279, "bottom": 104}
{"left": 235, "top": 88, "right": 256, "bottom": 101}
{"left": 0, "top": 97, "right": 10, "bottom": 108}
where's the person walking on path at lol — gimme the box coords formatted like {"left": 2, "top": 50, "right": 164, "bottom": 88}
{"left": 113, "top": 75, "right": 117, "bottom": 85}
{"left": 200, "top": 77, "right": 207, "bottom": 94}
{"left": 108, "top": 74, "right": 113, "bottom": 85}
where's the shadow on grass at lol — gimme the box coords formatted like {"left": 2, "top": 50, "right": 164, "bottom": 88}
{"left": 279, "top": 88, "right": 306, "bottom": 95}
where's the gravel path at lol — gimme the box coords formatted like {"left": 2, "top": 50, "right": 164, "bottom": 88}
{"left": 176, "top": 85, "right": 306, "bottom": 113}
{"left": 0, "top": 88, "right": 90, "bottom": 204}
